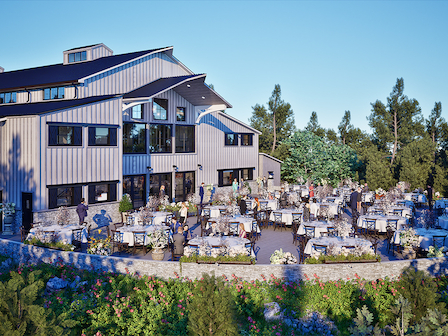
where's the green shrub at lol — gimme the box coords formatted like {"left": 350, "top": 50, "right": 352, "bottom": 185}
{"left": 118, "top": 194, "right": 133, "bottom": 213}
{"left": 348, "top": 305, "right": 384, "bottom": 336}
{"left": 397, "top": 267, "right": 446, "bottom": 324}
{"left": 187, "top": 273, "right": 238, "bottom": 336}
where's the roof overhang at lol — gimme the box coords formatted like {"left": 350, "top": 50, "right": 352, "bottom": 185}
{"left": 122, "top": 74, "right": 232, "bottom": 109}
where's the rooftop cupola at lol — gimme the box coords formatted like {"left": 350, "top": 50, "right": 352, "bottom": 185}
{"left": 63, "top": 43, "right": 113, "bottom": 65}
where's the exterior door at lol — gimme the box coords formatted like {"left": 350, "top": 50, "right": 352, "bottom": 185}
{"left": 22, "top": 193, "right": 33, "bottom": 230}
{"left": 175, "top": 172, "right": 195, "bottom": 202}
{"left": 123, "top": 175, "right": 146, "bottom": 209}
{"left": 149, "top": 173, "right": 172, "bottom": 201}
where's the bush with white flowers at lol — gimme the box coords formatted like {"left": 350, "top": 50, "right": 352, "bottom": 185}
{"left": 270, "top": 249, "right": 297, "bottom": 264}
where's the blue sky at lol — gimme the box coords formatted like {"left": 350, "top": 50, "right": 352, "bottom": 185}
{"left": 1, "top": 1, "right": 447, "bottom": 133}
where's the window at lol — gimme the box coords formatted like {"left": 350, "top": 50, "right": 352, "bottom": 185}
{"left": 131, "top": 104, "right": 143, "bottom": 119}
{"left": 175, "top": 125, "right": 195, "bottom": 153}
{"left": 88, "top": 182, "right": 117, "bottom": 204}
{"left": 123, "top": 123, "right": 146, "bottom": 153}
{"left": 88, "top": 127, "right": 117, "bottom": 146}
{"left": 153, "top": 98, "right": 168, "bottom": 120}
{"left": 150, "top": 124, "right": 172, "bottom": 153}
{"left": 68, "top": 51, "right": 87, "bottom": 63}
{"left": 176, "top": 107, "right": 186, "bottom": 121}
{"left": 48, "top": 185, "right": 82, "bottom": 209}
{"left": 149, "top": 173, "right": 171, "bottom": 200}
{"left": 241, "top": 133, "right": 253, "bottom": 146}
{"left": 225, "top": 133, "right": 238, "bottom": 146}
{"left": 218, "top": 169, "right": 236, "bottom": 187}
{"left": 0, "top": 92, "right": 17, "bottom": 104}
{"left": 44, "top": 86, "right": 65, "bottom": 100}
{"left": 49, "top": 125, "right": 82, "bottom": 146}
{"left": 124, "top": 175, "right": 146, "bottom": 208}
{"left": 241, "top": 168, "right": 254, "bottom": 181}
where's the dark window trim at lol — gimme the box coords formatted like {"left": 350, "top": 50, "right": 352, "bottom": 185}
{"left": 47, "top": 121, "right": 120, "bottom": 128}
{"left": 88, "top": 181, "right": 118, "bottom": 204}
{"left": 48, "top": 184, "right": 82, "bottom": 209}
{"left": 176, "top": 106, "right": 186, "bottom": 122}
{"left": 175, "top": 124, "right": 195, "bottom": 153}
{"left": 131, "top": 104, "right": 144, "bottom": 119}
{"left": 240, "top": 133, "right": 254, "bottom": 146}
{"left": 224, "top": 133, "right": 238, "bottom": 146}
{"left": 0, "top": 91, "right": 17, "bottom": 104}
{"left": 88, "top": 126, "right": 118, "bottom": 146}
{"left": 48, "top": 125, "right": 83, "bottom": 147}
{"left": 153, "top": 98, "right": 168, "bottom": 121}
{"left": 149, "top": 123, "right": 172, "bottom": 154}
{"left": 43, "top": 86, "right": 65, "bottom": 100}
{"left": 123, "top": 122, "right": 147, "bottom": 154}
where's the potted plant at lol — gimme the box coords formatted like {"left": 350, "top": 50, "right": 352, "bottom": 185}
{"left": 119, "top": 194, "right": 133, "bottom": 223}
{"left": 0, "top": 202, "right": 15, "bottom": 235}
{"left": 399, "top": 228, "right": 419, "bottom": 259}
{"left": 147, "top": 229, "right": 168, "bottom": 261}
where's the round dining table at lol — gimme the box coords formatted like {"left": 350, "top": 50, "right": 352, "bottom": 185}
{"left": 117, "top": 225, "right": 169, "bottom": 246}
{"left": 392, "top": 228, "right": 448, "bottom": 251}
{"left": 201, "top": 205, "right": 227, "bottom": 218}
{"left": 269, "top": 209, "right": 302, "bottom": 226}
{"left": 304, "top": 237, "right": 372, "bottom": 255}
{"left": 187, "top": 236, "right": 252, "bottom": 256}
{"left": 27, "top": 224, "right": 88, "bottom": 244}
{"left": 297, "top": 221, "right": 334, "bottom": 238}
{"left": 357, "top": 215, "right": 407, "bottom": 232}
{"left": 437, "top": 216, "right": 448, "bottom": 230}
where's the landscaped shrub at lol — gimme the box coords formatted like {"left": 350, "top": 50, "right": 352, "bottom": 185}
{"left": 397, "top": 267, "right": 447, "bottom": 324}
{"left": 187, "top": 273, "right": 239, "bottom": 336}
{"left": 348, "top": 305, "right": 383, "bottom": 336}
{"left": 0, "top": 270, "right": 77, "bottom": 336}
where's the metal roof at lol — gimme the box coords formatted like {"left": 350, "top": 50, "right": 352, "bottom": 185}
{"left": 0, "top": 95, "right": 119, "bottom": 118}
{"left": 0, "top": 47, "right": 172, "bottom": 92}
{"left": 123, "top": 74, "right": 232, "bottom": 108}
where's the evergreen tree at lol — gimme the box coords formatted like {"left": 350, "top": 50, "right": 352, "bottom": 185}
{"left": 363, "top": 145, "right": 395, "bottom": 190}
{"left": 305, "top": 111, "right": 326, "bottom": 138}
{"left": 368, "top": 78, "right": 425, "bottom": 166}
{"left": 338, "top": 110, "right": 353, "bottom": 145}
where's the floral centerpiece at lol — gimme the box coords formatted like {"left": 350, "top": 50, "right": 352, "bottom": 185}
{"left": 333, "top": 218, "right": 351, "bottom": 238}
{"left": 375, "top": 188, "right": 386, "bottom": 199}
{"left": 87, "top": 230, "right": 111, "bottom": 256}
{"left": 270, "top": 249, "right": 297, "bottom": 264}
{"left": 399, "top": 228, "right": 419, "bottom": 249}
{"left": 146, "top": 195, "right": 160, "bottom": 211}
{"left": 181, "top": 240, "right": 253, "bottom": 264}
{"left": 146, "top": 229, "right": 168, "bottom": 250}
{"left": 427, "top": 245, "right": 447, "bottom": 258}
{"left": 136, "top": 206, "right": 153, "bottom": 225}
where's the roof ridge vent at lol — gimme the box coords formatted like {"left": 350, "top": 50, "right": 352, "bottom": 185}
{"left": 63, "top": 43, "right": 113, "bottom": 65}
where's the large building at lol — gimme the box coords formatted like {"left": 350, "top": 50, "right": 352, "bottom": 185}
{"left": 0, "top": 44, "right": 280, "bottom": 232}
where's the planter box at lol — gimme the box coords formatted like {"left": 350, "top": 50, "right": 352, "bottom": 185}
{"left": 324, "top": 259, "right": 379, "bottom": 264}
{"left": 196, "top": 260, "right": 253, "bottom": 265}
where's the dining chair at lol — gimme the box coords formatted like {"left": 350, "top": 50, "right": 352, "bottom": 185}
{"left": 273, "top": 212, "right": 285, "bottom": 231}
{"left": 219, "top": 209, "right": 227, "bottom": 216}
{"left": 72, "top": 229, "right": 83, "bottom": 249}
{"left": 313, "top": 244, "right": 327, "bottom": 255}
{"left": 433, "top": 236, "right": 446, "bottom": 249}
{"left": 229, "top": 222, "right": 239, "bottom": 236}
{"left": 386, "top": 219, "right": 399, "bottom": 231}
{"left": 165, "top": 214, "right": 173, "bottom": 223}
{"left": 256, "top": 211, "right": 267, "bottom": 228}
{"left": 292, "top": 213, "right": 302, "bottom": 226}
{"left": 111, "top": 230, "right": 128, "bottom": 253}
{"left": 253, "top": 245, "right": 261, "bottom": 261}
{"left": 203, "top": 208, "right": 211, "bottom": 219}
{"left": 393, "top": 209, "right": 403, "bottom": 217}
{"left": 364, "top": 218, "right": 377, "bottom": 235}
{"left": 164, "top": 228, "right": 173, "bottom": 248}
{"left": 132, "top": 231, "right": 148, "bottom": 255}
{"left": 247, "top": 220, "right": 260, "bottom": 241}
{"left": 260, "top": 201, "right": 269, "bottom": 211}
{"left": 304, "top": 226, "right": 315, "bottom": 239}
{"left": 245, "top": 242, "right": 253, "bottom": 256}
{"left": 327, "top": 227, "right": 336, "bottom": 237}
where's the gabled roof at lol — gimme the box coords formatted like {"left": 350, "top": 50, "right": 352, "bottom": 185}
{"left": 0, "top": 47, "right": 172, "bottom": 92}
{"left": 218, "top": 111, "right": 261, "bottom": 134}
{"left": 259, "top": 152, "right": 283, "bottom": 164}
{"left": 0, "top": 95, "right": 119, "bottom": 118}
{"left": 123, "top": 74, "right": 232, "bottom": 108}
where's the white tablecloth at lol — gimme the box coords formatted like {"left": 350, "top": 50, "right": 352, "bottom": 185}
{"left": 392, "top": 228, "right": 448, "bottom": 251}
{"left": 187, "top": 236, "right": 253, "bottom": 256}
{"left": 297, "top": 221, "right": 334, "bottom": 238}
{"left": 202, "top": 206, "right": 227, "bottom": 218}
{"left": 404, "top": 193, "right": 427, "bottom": 203}
{"left": 270, "top": 209, "right": 302, "bottom": 225}
{"left": 324, "top": 196, "right": 344, "bottom": 206}
{"left": 434, "top": 200, "right": 448, "bottom": 209}
{"left": 131, "top": 211, "right": 171, "bottom": 225}
{"left": 258, "top": 199, "right": 278, "bottom": 210}
{"left": 27, "top": 225, "right": 88, "bottom": 244}
{"left": 357, "top": 215, "right": 407, "bottom": 232}
{"left": 304, "top": 237, "right": 372, "bottom": 255}
{"left": 438, "top": 216, "right": 448, "bottom": 230}
{"left": 309, "top": 202, "right": 338, "bottom": 217}
{"left": 117, "top": 225, "right": 169, "bottom": 246}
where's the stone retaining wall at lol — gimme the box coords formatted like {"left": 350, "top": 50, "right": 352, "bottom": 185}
{"left": 1, "top": 238, "right": 447, "bottom": 282}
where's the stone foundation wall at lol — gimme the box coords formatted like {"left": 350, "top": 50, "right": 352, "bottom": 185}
{"left": 1, "top": 238, "right": 447, "bottom": 282}
{"left": 33, "top": 202, "right": 121, "bottom": 229}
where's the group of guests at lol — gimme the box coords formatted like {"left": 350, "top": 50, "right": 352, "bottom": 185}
{"left": 170, "top": 202, "right": 191, "bottom": 255}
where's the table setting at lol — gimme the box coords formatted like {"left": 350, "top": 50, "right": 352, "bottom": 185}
{"left": 304, "top": 236, "right": 372, "bottom": 255}
{"left": 117, "top": 224, "right": 169, "bottom": 246}
{"left": 201, "top": 205, "right": 228, "bottom": 218}
{"left": 357, "top": 214, "right": 408, "bottom": 232}
{"left": 297, "top": 221, "right": 334, "bottom": 238}
{"left": 27, "top": 224, "right": 89, "bottom": 244}
{"left": 269, "top": 209, "right": 303, "bottom": 226}
{"left": 186, "top": 236, "right": 253, "bottom": 257}
{"left": 130, "top": 210, "right": 172, "bottom": 226}
{"left": 392, "top": 228, "right": 448, "bottom": 251}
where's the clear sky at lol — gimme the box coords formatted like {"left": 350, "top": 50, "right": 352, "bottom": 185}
{"left": 1, "top": 0, "right": 447, "bottom": 133}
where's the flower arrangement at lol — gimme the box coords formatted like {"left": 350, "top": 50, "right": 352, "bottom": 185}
{"left": 375, "top": 188, "right": 386, "bottom": 196}
{"left": 427, "top": 245, "right": 446, "bottom": 258}
{"left": 0, "top": 202, "right": 15, "bottom": 216}
{"left": 287, "top": 192, "right": 300, "bottom": 206}
{"left": 87, "top": 230, "right": 111, "bottom": 256}
{"left": 55, "top": 206, "right": 70, "bottom": 226}
{"left": 136, "top": 206, "right": 153, "bottom": 225}
{"left": 434, "top": 191, "right": 442, "bottom": 200}
{"left": 270, "top": 249, "right": 297, "bottom": 264}
{"left": 146, "top": 195, "right": 160, "bottom": 211}
{"left": 333, "top": 218, "right": 351, "bottom": 238}
{"left": 397, "top": 181, "right": 410, "bottom": 192}
{"left": 212, "top": 189, "right": 233, "bottom": 206}
{"left": 146, "top": 229, "right": 168, "bottom": 250}
{"left": 399, "top": 228, "right": 419, "bottom": 248}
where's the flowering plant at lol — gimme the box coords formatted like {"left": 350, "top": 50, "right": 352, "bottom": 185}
{"left": 427, "top": 245, "right": 446, "bottom": 258}
{"left": 136, "top": 206, "right": 153, "bottom": 225}
{"left": 434, "top": 191, "right": 442, "bottom": 200}
{"left": 87, "top": 230, "right": 111, "bottom": 256}
{"left": 55, "top": 206, "right": 70, "bottom": 226}
{"left": 375, "top": 188, "right": 386, "bottom": 196}
{"left": 146, "top": 195, "right": 160, "bottom": 211}
{"left": 270, "top": 249, "right": 297, "bottom": 264}
{"left": 146, "top": 229, "right": 168, "bottom": 249}
{"left": 333, "top": 218, "right": 351, "bottom": 238}
{"left": 399, "top": 228, "right": 419, "bottom": 248}
{"left": 0, "top": 202, "right": 15, "bottom": 216}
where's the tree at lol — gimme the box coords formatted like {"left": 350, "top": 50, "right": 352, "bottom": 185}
{"left": 281, "top": 130, "right": 358, "bottom": 186}
{"left": 338, "top": 110, "right": 353, "bottom": 145}
{"left": 368, "top": 78, "right": 425, "bottom": 166}
{"left": 426, "top": 102, "right": 445, "bottom": 145}
{"left": 362, "top": 145, "right": 395, "bottom": 190}
{"left": 249, "top": 85, "right": 295, "bottom": 159}
{"left": 305, "top": 111, "right": 326, "bottom": 138}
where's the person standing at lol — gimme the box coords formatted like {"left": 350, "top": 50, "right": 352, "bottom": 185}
{"left": 199, "top": 182, "right": 205, "bottom": 204}
{"left": 309, "top": 183, "right": 315, "bottom": 199}
{"left": 186, "top": 178, "right": 192, "bottom": 194}
{"left": 179, "top": 202, "right": 188, "bottom": 225}
{"left": 76, "top": 198, "right": 88, "bottom": 225}
{"left": 279, "top": 187, "right": 288, "bottom": 208}
{"left": 232, "top": 178, "right": 238, "bottom": 196}
{"left": 239, "top": 197, "right": 247, "bottom": 215}
{"left": 263, "top": 176, "right": 267, "bottom": 189}
{"left": 350, "top": 188, "right": 359, "bottom": 221}
{"left": 172, "top": 227, "right": 185, "bottom": 256}
{"left": 357, "top": 186, "right": 363, "bottom": 215}
{"left": 159, "top": 185, "right": 166, "bottom": 197}
{"left": 427, "top": 185, "right": 433, "bottom": 210}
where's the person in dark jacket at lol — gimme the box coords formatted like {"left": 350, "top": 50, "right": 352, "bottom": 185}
{"left": 350, "top": 188, "right": 359, "bottom": 219}
{"left": 303, "top": 200, "right": 310, "bottom": 222}
{"left": 76, "top": 198, "right": 88, "bottom": 225}
{"left": 427, "top": 185, "right": 433, "bottom": 210}
{"left": 199, "top": 182, "right": 205, "bottom": 204}
{"left": 279, "top": 187, "right": 288, "bottom": 208}
{"left": 239, "top": 197, "right": 247, "bottom": 215}
{"left": 172, "top": 227, "right": 185, "bottom": 255}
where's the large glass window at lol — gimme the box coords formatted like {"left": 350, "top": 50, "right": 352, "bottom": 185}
{"left": 48, "top": 185, "right": 82, "bottom": 209}
{"left": 123, "top": 175, "right": 146, "bottom": 208}
{"left": 149, "top": 173, "right": 171, "bottom": 200}
{"left": 220, "top": 170, "right": 235, "bottom": 186}
{"left": 153, "top": 98, "right": 168, "bottom": 120}
{"left": 88, "top": 127, "right": 117, "bottom": 146}
{"left": 0, "top": 92, "right": 17, "bottom": 104}
{"left": 68, "top": 51, "right": 87, "bottom": 63}
{"left": 131, "top": 104, "right": 143, "bottom": 119}
{"left": 176, "top": 107, "right": 186, "bottom": 121}
{"left": 225, "top": 133, "right": 238, "bottom": 146}
{"left": 88, "top": 182, "right": 117, "bottom": 204}
{"left": 241, "top": 133, "right": 253, "bottom": 146}
{"left": 49, "top": 125, "right": 82, "bottom": 146}
{"left": 175, "top": 125, "right": 195, "bottom": 153}
{"left": 44, "top": 86, "right": 65, "bottom": 100}
{"left": 175, "top": 171, "right": 195, "bottom": 201}
{"left": 241, "top": 168, "right": 254, "bottom": 181}
{"left": 123, "top": 123, "right": 146, "bottom": 153}
{"left": 150, "top": 124, "right": 172, "bottom": 153}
